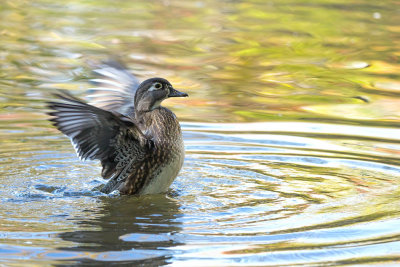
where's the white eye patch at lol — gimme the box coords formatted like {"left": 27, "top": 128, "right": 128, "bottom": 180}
{"left": 149, "top": 82, "right": 163, "bottom": 91}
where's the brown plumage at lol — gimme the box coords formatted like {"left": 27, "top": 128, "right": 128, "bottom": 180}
{"left": 47, "top": 61, "right": 188, "bottom": 195}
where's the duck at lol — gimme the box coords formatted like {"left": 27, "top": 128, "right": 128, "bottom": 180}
{"left": 47, "top": 61, "right": 188, "bottom": 195}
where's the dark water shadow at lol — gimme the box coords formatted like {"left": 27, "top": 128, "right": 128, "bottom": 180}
{"left": 56, "top": 194, "right": 183, "bottom": 266}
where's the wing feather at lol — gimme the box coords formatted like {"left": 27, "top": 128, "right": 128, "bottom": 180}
{"left": 47, "top": 90, "right": 149, "bottom": 185}
{"left": 87, "top": 60, "right": 140, "bottom": 117}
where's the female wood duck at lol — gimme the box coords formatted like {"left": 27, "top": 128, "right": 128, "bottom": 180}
{"left": 47, "top": 61, "right": 188, "bottom": 195}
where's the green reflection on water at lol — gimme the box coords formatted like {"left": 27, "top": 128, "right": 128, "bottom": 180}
{"left": 1, "top": 0, "right": 399, "bottom": 125}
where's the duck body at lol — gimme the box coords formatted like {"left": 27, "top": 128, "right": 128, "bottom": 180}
{"left": 47, "top": 61, "right": 187, "bottom": 195}
{"left": 130, "top": 108, "right": 185, "bottom": 195}
{"left": 105, "top": 107, "right": 185, "bottom": 195}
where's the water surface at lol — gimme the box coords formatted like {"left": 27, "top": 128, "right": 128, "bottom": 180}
{"left": 1, "top": 0, "right": 400, "bottom": 266}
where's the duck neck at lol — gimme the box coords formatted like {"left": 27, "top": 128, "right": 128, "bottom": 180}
{"left": 134, "top": 108, "right": 156, "bottom": 134}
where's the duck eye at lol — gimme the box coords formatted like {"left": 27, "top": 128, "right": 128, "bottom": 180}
{"left": 154, "top": 82, "right": 162, "bottom": 89}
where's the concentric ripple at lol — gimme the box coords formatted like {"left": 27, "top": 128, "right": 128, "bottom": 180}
{"left": 167, "top": 122, "right": 400, "bottom": 265}
{"left": 0, "top": 119, "right": 400, "bottom": 265}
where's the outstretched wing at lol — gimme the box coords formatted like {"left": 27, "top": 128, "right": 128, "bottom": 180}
{"left": 47, "top": 90, "right": 149, "bottom": 185}
{"left": 87, "top": 60, "right": 140, "bottom": 117}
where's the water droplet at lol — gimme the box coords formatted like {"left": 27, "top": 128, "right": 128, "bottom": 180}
{"left": 373, "top": 12, "right": 381, "bottom": 19}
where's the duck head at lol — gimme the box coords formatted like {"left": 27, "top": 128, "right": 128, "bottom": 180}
{"left": 134, "top": 78, "right": 188, "bottom": 112}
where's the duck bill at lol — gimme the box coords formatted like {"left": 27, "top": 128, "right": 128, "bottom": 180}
{"left": 168, "top": 88, "right": 188, "bottom": 97}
